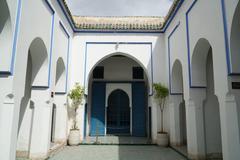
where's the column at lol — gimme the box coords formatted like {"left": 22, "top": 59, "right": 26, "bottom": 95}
{"left": 169, "top": 95, "right": 182, "bottom": 146}
{"left": 29, "top": 89, "right": 52, "bottom": 159}
{"left": 150, "top": 97, "right": 158, "bottom": 143}
{"left": 186, "top": 89, "right": 206, "bottom": 160}
{"left": 220, "top": 94, "right": 240, "bottom": 160}
{"left": 54, "top": 94, "right": 68, "bottom": 143}
{"left": 0, "top": 94, "right": 18, "bottom": 160}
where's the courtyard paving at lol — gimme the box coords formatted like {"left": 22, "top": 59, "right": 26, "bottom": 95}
{"left": 48, "top": 145, "right": 187, "bottom": 160}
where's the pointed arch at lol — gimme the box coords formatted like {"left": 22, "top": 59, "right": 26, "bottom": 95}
{"left": 171, "top": 59, "right": 183, "bottom": 94}
{"left": 86, "top": 52, "right": 150, "bottom": 95}
{"left": 191, "top": 38, "right": 211, "bottom": 87}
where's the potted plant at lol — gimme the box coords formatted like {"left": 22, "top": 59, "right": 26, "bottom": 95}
{"left": 153, "top": 83, "right": 169, "bottom": 147}
{"left": 68, "top": 83, "right": 84, "bottom": 145}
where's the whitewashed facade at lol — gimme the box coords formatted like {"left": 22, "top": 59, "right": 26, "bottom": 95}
{"left": 0, "top": 0, "right": 239, "bottom": 160}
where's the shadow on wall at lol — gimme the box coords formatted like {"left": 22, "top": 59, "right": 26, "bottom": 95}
{"left": 17, "top": 55, "right": 35, "bottom": 158}
{"left": 0, "top": 0, "right": 13, "bottom": 70}
{"left": 18, "top": 55, "right": 33, "bottom": 132}
{"left": 204, "top": 48, "right": 222, "bottom": 158}
{"left": 180, "top": 101, "right": 187, "bottom": 145}
{"left": 55, "top": 58, "right": 66, "bottom": 92}
{"left": 0, "top": 0, "right": 11, "bottom": 33}
{"left": 16, "top": 37, "right": 49, "bottom": 158}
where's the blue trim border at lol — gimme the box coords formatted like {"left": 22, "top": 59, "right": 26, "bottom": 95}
{"left": 162, "top": 0, "right": 184, "bottom": 32}
{"left": 32, "top": 0, "right": 55, "bottom": 88}
{"left": 185, "top": 0, "right": 206, "bottom": 89}
{"left": 0, "top": 0, "right": 22, "bottom": 75}
{"left": 220, "top": 0, "right": 238, "bottom": 75}
{"left": 84, "top": 42, "right": 154, "bottom": 96}
{"left": 167, "top": 22, "right": 183, "bottom": 95}
{"left": 55, "top": 21, "right": 71, "bottom": 95}
{"left": 56, "top": 0, "right": 75, "bottom": 31}
{"left": 185, "top": 0, "right": 237, "bottom": 89}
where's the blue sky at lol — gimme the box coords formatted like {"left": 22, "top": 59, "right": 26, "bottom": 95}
{"left": 66, "top": 0, "right": 174, "bottom": 17}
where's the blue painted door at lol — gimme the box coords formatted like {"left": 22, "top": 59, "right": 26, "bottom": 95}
{"left": 107, "top": 89, "right": 130, "bottom": 135}
{"left": 90, "top": 82, "right": 106, "bottom": 136}
{"left": 132, "top": 82, "right": 146, "bottom": 137}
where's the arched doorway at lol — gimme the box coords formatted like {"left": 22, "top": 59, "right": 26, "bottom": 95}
{"left": 190, "top": 38, "right": 222, "bottom": 159}
{"left": 107, "top": 89, "right": 130, "bottom": 135}
{"left": 88, "top": 54, "right": 149, "bottom": 138}
{"left": 170, "top": 59, "right": 187, "bottom": 155}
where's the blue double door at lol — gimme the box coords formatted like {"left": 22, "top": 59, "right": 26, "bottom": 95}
{"left": 90, "top": 82, "right": 146, "bottom": 137}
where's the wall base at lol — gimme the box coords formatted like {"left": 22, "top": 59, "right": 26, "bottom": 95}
{"left": 188, "top": 153, "right": 206, "bottom": 160}
{"left": 16, "top": 151, "right": 28, "bottom": 158}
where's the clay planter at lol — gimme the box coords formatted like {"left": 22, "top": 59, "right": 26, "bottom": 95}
{"left": 68, "top": 129, "right": 80, "bottom": 146}
{"left": 156, "top": 132, "right": 169, "bottom": 147}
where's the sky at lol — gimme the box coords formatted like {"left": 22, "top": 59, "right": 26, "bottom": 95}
{"left": 66, "top": 0, "right": 174, "bottom": 17}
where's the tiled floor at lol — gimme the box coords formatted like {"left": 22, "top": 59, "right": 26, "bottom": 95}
{"left": 82, "top": 136, "right": 151, "bottom": 144}
{"left": 48, "top": 145, "right": 187, "bottom": 160}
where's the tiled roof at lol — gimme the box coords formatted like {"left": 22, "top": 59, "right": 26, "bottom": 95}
{"left": 73, "top": 16, "right": 164, "bottom": 32}
{"left": 61, "top": 0, "right": 181, "bottom": 32}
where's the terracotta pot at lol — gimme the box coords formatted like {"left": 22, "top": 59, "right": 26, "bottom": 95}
{"left": 156, "top": 132, "right": 169, "bottom": 147}
{"left": 68, "top": 129, "right": 80, "bottom": 146}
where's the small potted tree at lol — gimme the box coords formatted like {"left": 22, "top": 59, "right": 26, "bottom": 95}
{"left": 153, "top": 83, "right": 169, "bottom": 147}
{"left": 68, "top": 83, "right": 84, "bottom": 145}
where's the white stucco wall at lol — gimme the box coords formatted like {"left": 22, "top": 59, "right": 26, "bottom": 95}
{"left": 70, "top": 34, "right": 166, "bottom": 89}
{"left": 0, "top": 0, "right": 240, "bottom": 160}
{"left": 70, "top": 34, "right": 166, "bottom": 141}
{"left": 0, "top": 0, "right": 73, "bottom": 159}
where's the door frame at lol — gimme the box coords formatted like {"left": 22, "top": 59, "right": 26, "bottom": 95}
{"left": 105, "top": 83, "right": 132, "bottom": 135}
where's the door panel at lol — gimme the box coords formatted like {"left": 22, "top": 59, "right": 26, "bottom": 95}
{"left": 132, "top": 82, "right": 146, "bottom": 137}
{"left": 90, "top": 82, "right": 106, "bottom": 136}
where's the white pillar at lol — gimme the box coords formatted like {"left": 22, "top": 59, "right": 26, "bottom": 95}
{"left": 169, "top": 95, "right": 182, "bottom": 146}
{"left": 76, "top": 103, "right": 85, "bottom": 140}
{"left": 29, "top": 89, "right": 52, "bottom": 159}
{"left": 219, "top": 94, "right": 240, "bottom": 160}
{"left": 186, "top": 89, "right": 206, "bottom": 160}
{"left": 150, "top": 97, "right": 158, "bottom": 143}
{"left": 54, "top": 94, "right": 68, "bottom": 143}
{"left": 0, "top": 94, "right": 18, "bottom": 160}
{"left": 16, "top": 99, "right": 34, "bottom": 158}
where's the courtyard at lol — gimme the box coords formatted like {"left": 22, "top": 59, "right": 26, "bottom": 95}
{"left": 47, "top": 145, "right": 187, "bottom": 160}
{"left": 1, "top": 0, "right": 240, "bottom": 160}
